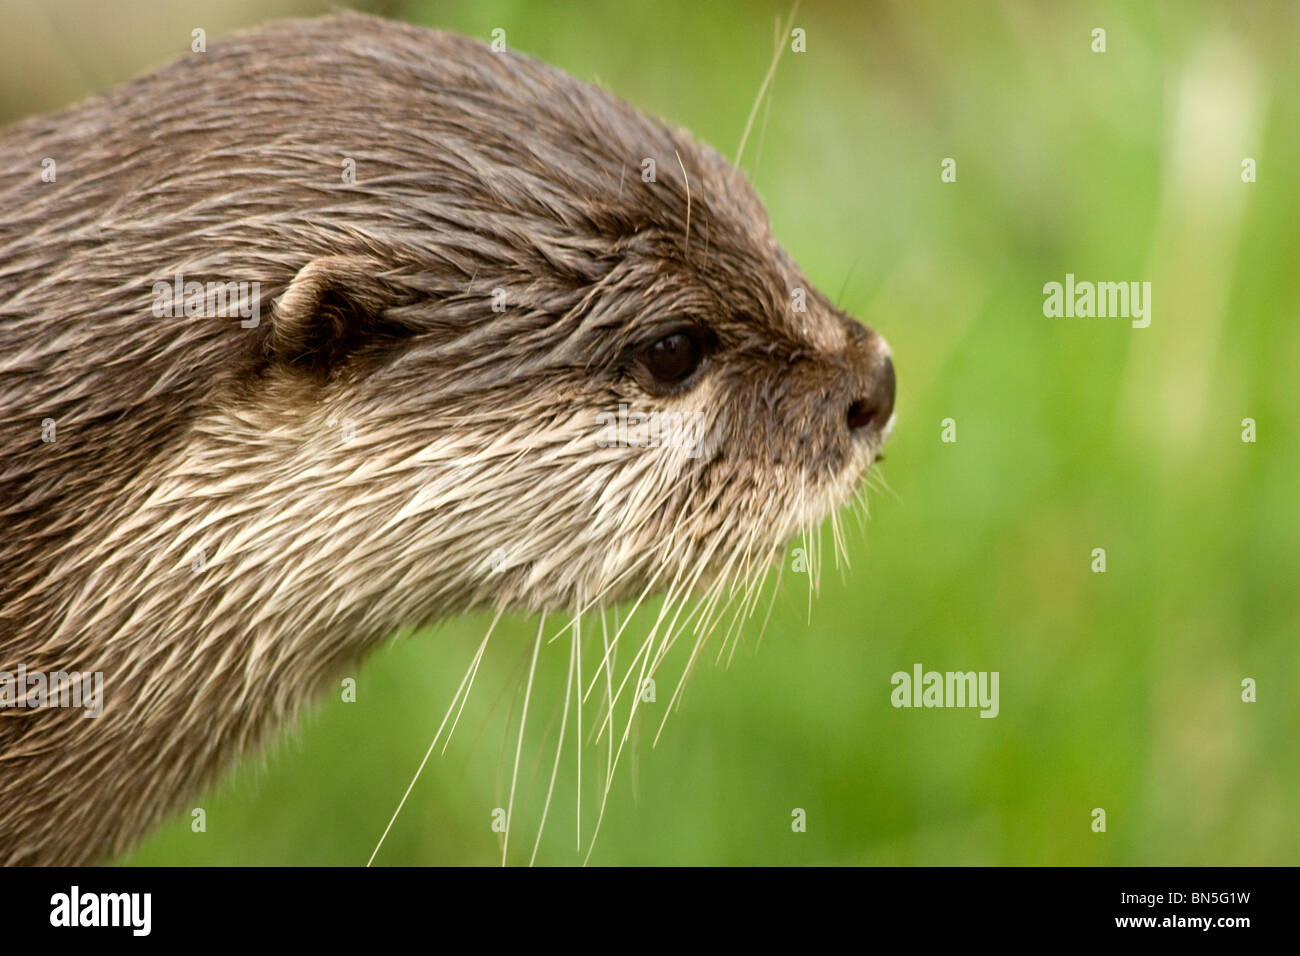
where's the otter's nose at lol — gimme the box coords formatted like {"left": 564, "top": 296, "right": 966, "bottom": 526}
{"left": 847, "top": 355, "right": 895, "bottom": 433}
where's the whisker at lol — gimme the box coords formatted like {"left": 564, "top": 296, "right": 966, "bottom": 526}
{"left": 502, "top": 614, "right": 544, "bottom": 867}
{"left": 529, "top": 611, "right": 574, "bottom": 866}
{"left": 573, "top": 601, "right": 583, "bottom": 850}
{"left": 755, "top": 557, "right": 783, "bottom": 654}
{"left": 442, "top": 606, "right": 506, "bottom": 754}
{"left": 734, "top": 0, "right": 803, "bottom": 175}
{"left": 366, "top": 605, "right": 505, "bottom": 867}
{"left": 675, "top": 149, "right": 692, "bottom": 263}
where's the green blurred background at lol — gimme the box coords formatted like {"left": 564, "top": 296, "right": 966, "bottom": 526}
{"left": 4, "top": 0, "right": 1296, "bottom": 865}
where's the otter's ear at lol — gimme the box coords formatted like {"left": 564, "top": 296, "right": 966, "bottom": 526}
{"left": 266, "top": 255, "right": 420, "bottom": 376}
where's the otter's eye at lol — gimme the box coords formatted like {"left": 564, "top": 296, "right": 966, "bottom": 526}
{"left": 638, "top": 330, "right": 708, "bottom": 386}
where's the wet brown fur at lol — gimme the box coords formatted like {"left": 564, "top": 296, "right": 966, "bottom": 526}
{"left": 0, "top": 13, "right": 892, "bottom": 864}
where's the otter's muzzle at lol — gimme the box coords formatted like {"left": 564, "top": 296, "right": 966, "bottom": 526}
{"left": 843, "top": 326, "right": 896, "bottom": 436}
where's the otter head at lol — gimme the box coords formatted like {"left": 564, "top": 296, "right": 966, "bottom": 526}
{"left": 217, "top": 21, "right": 896, "bottom": 635}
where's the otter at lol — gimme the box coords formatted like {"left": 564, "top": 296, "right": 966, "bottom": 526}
{"left": 0, "top": 12, "right": 895, "bottom": 865}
